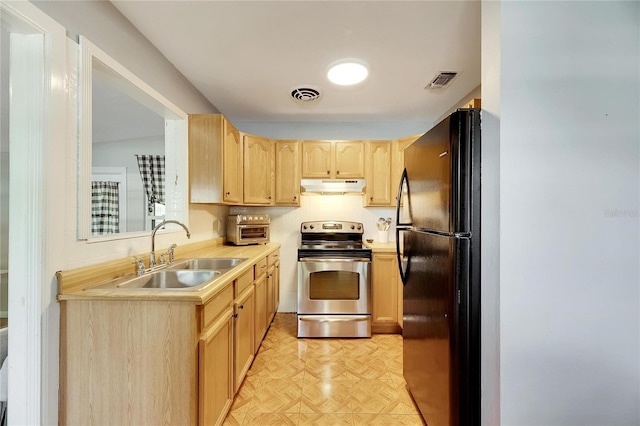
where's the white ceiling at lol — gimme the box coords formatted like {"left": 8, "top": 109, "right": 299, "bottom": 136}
{"left": 111, "top": 0, "right": 481, "bottom": 129}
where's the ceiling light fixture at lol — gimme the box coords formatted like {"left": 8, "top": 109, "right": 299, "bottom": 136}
{"left": 327, "top": 60, "right": 368, "bottom": 86}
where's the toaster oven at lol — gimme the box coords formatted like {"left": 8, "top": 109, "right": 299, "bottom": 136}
{"left": 226, "top": 214, "right": 270, "bottom": 245}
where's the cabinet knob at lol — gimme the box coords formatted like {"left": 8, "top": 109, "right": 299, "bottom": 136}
{"left": 225, "top": 192, "right": 230, "bottom": 196}
{"left": 370, "top": 197, "right": 373, "bottom": 201}
{"left": 293, "top": 196, "right": 297, "bottom": 201}
{"left": 326, "top": 170, "right": 330, "bottom": 175}
{"left": 268, "top": 195, "right": 272, "bottom": 200}
{"left": 337, "top": 170, "right": 340, "bottom": 175}
{"left": 232, "top": 313, "right": 238, "bottom": 318}
{"left": 239, "top": 304, "right": 244, "bottom": 309}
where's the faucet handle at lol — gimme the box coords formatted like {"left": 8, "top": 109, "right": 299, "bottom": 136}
{"left": 131, "top": 257, "right": 145, "bottom": 276}
{"left": 168, "top": 244, "right": 177, "bottom": 264}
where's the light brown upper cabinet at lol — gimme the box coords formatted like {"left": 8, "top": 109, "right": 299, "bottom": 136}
{"left": 461, "top": 98, "right": 481, "bottom": 109}
{"left": 243, "top": 134, "right": 275, "bottom": 205}
{"left": 274, "top": 140, "right": 301, "bottom": 206}
{"left": 301, "top": 140, "right": 365, "bottom": 179}
{"left": 222, "top": 120, "right": 243, "bottom": 204}
{"left": 189, "top": 114, "right": 243, "bottom": 204}
{"left": 364, "top": 140, "right": 393, "bottom": 206}
{"left": 334, "top": 141, "right": 365, "bottom": 178}
{"left": 392, "top": 134, "right": 422, "bottom": 203}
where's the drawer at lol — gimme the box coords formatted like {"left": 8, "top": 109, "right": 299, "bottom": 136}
{"left": 201, "top": 284, "right": 233, "bottom": 331}
{"left": 255, "top": 257, "right": 268, "bottom": 277}
{"left": 235, "top": 268, "right": 254, "bottom": 299}
{"left": 268, "top": 250, "right": 280, "bottom": 266}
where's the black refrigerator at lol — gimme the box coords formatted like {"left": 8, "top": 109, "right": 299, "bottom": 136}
{"left": 395, "top": 108, "right": 480, "bottom": 426}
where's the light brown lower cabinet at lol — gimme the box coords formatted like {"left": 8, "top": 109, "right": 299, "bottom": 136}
{"left": 253, "top": 273, "right": 267, "bottom": 351}
{"left": 59, "top": 299, "right": 200, "bottom": 425}
{"left": 266, "top": 263, "right": 276, "bottom": 325}
{"left": 372, "top": 253, "right": 403, "bottom": 334}
{"left": 268, "top": 250, "right": 280, "bottom": 319}
{"left": 233, "top": 285, "right": 254, "bottom": 393}
{"left": 199, "top": 306, "right": 234, "bottom": 426}
{"left": 59, "top": 252, "right": 282, "bottom": 426}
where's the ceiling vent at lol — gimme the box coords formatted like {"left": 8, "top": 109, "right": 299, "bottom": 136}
{"left": 426, "top": 72, "right": 458, "bottom": 89}
{"left": 290, "top": 86, "right": 321, "bottom": 102}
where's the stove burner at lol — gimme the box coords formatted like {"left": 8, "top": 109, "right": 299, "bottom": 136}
{"left": 298, "top": 220, "right": 371, "bottom": 260}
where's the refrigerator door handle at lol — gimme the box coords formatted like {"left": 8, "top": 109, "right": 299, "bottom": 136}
{"left": 396, "top": 227, "right": 409, "bottom": 286}
{"left": 396, "top": 168, "right": 412, "bottom": 227}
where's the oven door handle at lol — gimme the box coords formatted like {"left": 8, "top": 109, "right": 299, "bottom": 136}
{"left": 298, "top": 257, "right": 371, "bottom": 263}
{"left": 299, "top": 316, "right": 370, "bottom": 323}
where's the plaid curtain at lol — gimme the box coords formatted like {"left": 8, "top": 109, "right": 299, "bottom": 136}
{"left": 135, "top": 155, "right": 165, "bottom": 213}
{"left": 91, "top": 181, "right": 120, "bottom": 235}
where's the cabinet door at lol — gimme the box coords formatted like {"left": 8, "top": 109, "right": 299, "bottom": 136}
{"left": 199, "top": 308, "right": 233, "bottom": 426}
{"left": 234, "top": 286, "right": 255, "bottom": 393}
{"left": 334, "top": 141, "right": 364, "bottom": 178}
{"left": 274, "top": 261, "right": 280, "bottom": 313}
{"left": 301, "top": 141, "right": 332, "bottom": 178}
{"left": 266, "top": 264, "right": 276, "bottom": 324}
{"left": 244, "top": 134, "right": 274, "bottom": 204}
{"left": 253, "top": 275, "right": 267, "bottom": 352}
{"left": 393, "top": 135, "right": 421, "bottom": 205}
{"left": 222, "top": 118, "right": 243, "bottom": 204}
{"left": 365, "top": 141, "right": 393, "bottom": 206}
{"left": 397, "top": 265, "right": 403, "bottom": 329}
{"left": 189, "top": 114, "right": 223, "bottom": 203}
{"left": 372, "top": 253, "right": 401, "bottom": 333}
{"left": 274, "top": 140, "right": 300, "bottom": 205}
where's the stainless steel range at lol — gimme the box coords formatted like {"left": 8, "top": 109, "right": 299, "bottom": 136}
{"left": 297, "top": 221, "right": 372, "bottom": 338}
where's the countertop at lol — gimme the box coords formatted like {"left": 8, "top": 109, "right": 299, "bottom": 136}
{"left": 56, "top": 239, "right": 281, "bottom": 304}
{"left": 364, "top": 241, "right": 397, "bottom": 253}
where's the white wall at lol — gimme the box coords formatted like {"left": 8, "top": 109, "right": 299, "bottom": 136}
{"left": 32, "top": 0, "right": 216, "bottom": 116}
{"left": 0, "top": 26, "right": 9, "bottom": 315}
{"left": 496, "top": 1, "right": 639, "bottom": 424}
{"left": 480, "top": 1, "right": 501, "bottom": 424}
{"left": 28, "top": 1, "right": 224, "bottom": 270}
{"left": 233, "top": 195, "right": 396, "bottom": 312}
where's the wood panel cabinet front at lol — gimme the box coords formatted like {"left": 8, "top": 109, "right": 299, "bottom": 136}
{"left": 59, "top": 300, "right": 198, "bottom": 425}
{"left": 365, "top": 140, "right": 393, "bottom": 206}
{"left": 234, "top": 285, "right": 254, "bottom": 393}
{"left": 189, "top": 114, "right": 243, "bottom": 204}
{"left": 301, "top": 140, "right": 364, "bottom": 179}
{"left": 372, "top": 253, "right": 402, "bottom": 334}
{"left": 334, "top": 141, "right": 365, "bottom": 178}
{"left": 274, "top": 140, "right": 300, "bottom": 205}
{"left": 268, "top": 250, "right": 281, "bottom": 313}
{"left": 266, "top": 263, "right": 276, "bottom": 324}
{"left": 243, "top": 134, "right": 275, "bottom": 205}
{"left": 199, "top": 307, "right": 234, "bottom": 426}
{"left": 253, "top": 274, "right": 267, "bottom": 352}
{"left": 393, "top": 134, "right": 421, "bottom": 204}
{"left": 301, "top": 140, "right": 332, "bottom": 178}
{"left": 222, "top": 119, "right": 243, "bottom": 203}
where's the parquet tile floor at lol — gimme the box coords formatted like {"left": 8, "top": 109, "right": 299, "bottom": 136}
{"left": 224, "top": 313, "right": 425, "bottom": 425}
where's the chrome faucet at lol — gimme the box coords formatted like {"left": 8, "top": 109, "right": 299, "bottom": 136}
{"left": 150, "top": 220, "right": 191, "bottom": 267}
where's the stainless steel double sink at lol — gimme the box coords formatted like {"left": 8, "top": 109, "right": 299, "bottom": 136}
{"left": 87, "top": 257, "right": 248, "bottom": 291}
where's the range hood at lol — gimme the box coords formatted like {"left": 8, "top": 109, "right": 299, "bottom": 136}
{"left": 300, "top": 179, "right": 366, "bottom": 194}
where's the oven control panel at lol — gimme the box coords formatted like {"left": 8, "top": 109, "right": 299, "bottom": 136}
{"left": 300, "top": 221, "right": 363, "bottom": 233}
